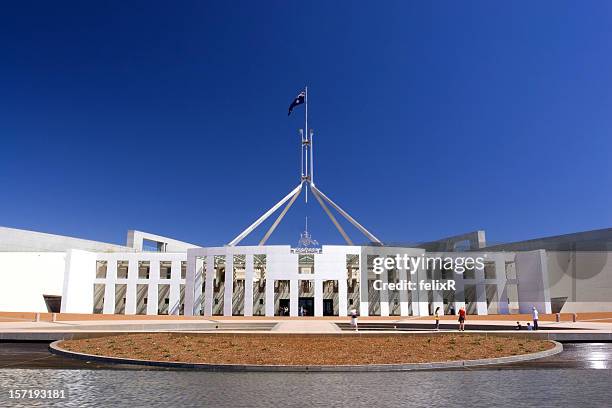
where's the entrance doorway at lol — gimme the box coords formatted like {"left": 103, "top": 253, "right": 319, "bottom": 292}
{"left": 274, "top": 280, "right": 290, "bottom": 316}
{"left": 43, "top": 295, "right": 61, "bottom": 313}
{"left": 323, "top": 299, "right": 334, "bottom": 316}
{"left": 278, "top": 299, "right": 290, "bottom": 316}
{"left": 299, "top": 297, "right": 314, "bottom": 316}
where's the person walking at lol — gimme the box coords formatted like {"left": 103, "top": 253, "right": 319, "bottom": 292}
{"left": 532, "top": 306, "right": 539, "bottom": 330}
{"left": 350, "top": 308, "right": 358, "bottom": 331}
{"left": 434, "top": 306, "right": 441, "bottom": 330}
{"left": 458, "top": 306, "right": 466, "bottom": 331}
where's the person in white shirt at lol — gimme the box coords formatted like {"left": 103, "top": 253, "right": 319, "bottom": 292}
{"left": 350, "top": 309, "right": 358, "bottom": 331}
{"left": 532, "top": 306, "right": 539, "bottom": 330}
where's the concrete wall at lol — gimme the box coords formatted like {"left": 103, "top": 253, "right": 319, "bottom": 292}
{"left": 516, "top": 250, "right": 552, "bottom": 314}
{"left": 546, "top": 250, "right": 612, "bottom": 313}
{"left": 482, "top": 227, "right": 612, "bottom": 252}
{"left": 0, "top": 226, "right": 197, "bottom": 253}
{"left": 0, "top": 226, "right": 133, "bottom": 252}
{"left": 417, "top": 230, "right": 487, "bottom": 251}
{"left": 0, "top": 252, "right": 66, "bottom": 312}
{"left": 127, "top": 230, "right": 199, "bottom": 252}
{"left": 61, "top": 250, "right": 98, "bottom": 313}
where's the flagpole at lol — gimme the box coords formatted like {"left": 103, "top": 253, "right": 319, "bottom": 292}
{"left": 310, "top": 131, "right": 314, "bottom": 186}
{"left": 305, "top": 86, "right": 308, "bottom": 146}
{"left": 304, "top": 85, "right": 308, "bottom": 203}
{"left": 300, "top": 129, "right": 304, "bottom": 179}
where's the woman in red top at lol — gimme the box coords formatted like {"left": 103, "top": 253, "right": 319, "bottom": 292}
{"left": 458, "top": 307, "right": 466, "bottom": 331}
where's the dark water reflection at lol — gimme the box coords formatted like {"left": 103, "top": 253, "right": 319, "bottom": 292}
{"left": 1, "top": 369, "right": 612, "bottom": 407}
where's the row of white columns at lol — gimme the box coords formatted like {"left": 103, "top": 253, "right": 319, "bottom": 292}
{"left": 358, "top": 258, "right": 509, "bottom": 317}
{"left": 97, "top": 258, "right": 185, "bottom": 315}
{"left": 92, "top": 252, "right": 511, "bottom": 317}
{"left": 186, "top": 253, "right": 510, "bottom": 317}
{"left": 210, "top": 278, "right": 349, "bottom": 317}
{"left": 191, "top": 254, "right": 351, "bottom": 317}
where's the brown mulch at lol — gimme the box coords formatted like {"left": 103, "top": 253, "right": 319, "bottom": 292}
{"left": 59, "top": 333, "right": 554, "bottom": 366}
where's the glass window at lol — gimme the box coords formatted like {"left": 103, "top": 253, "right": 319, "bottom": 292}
{"left": 138, "top": 261, "right": 150, "bottom": 279}
{"left": 160, "top": 261, "right": 172, "bottom": 279}
{"left": 298, "top": 254, "right": 314, "bottom": 274}
{"left": 96, "top": 261, "right": 107, "bottom": 279}
{"left": 484, "top": 262, "right": 496, "bottom": 280}
{"left": 117, "top": 261, "right": 129, "bottom": 279}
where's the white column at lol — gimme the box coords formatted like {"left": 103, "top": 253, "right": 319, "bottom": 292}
{"left": 453, "top": 269, "right": 466, "bottom": 315}
{"left": 516, "top": 250, "right": 552, "bottom": 314}
{"left": 61, "top": 250, "right": 97, "bottom": 313}
{"left": 290, "top": 279, "right": 298, "bottom": 317}
{"left": 244, "top": 254, "right": 254, "bottom": 317}
{"left": 338, "top": 278, "right": 347, "bottom": 316}
{"left": 194, "top": 257, "right": 204, "bottom": 315}
{"left": 475, "top": 263, "right": 488, "bottom": 315}
{"left": 379, "top": 268, "right": 390, "bottom": 317}
{"left": 432, "top": 289, "right": 444, "bottom": 316}
{"left": 265, "top": 279, "right": 274, "bottom": 317}
{"left": 410, "top": 264, "right": 421, "bottom": 316}
{"left": 399, "top": 266, "right": 409, "bottom": 316}
{"left": 495, "top": 257, "right": 509, "bottom": 314}
{"left": 124, "top": 259, "right": 138, "bottom": 315}
{"left": 314, "top": 279, "right": 323, "bottom": 317}
{"left": 147, "top": 260, "right": 159, "bottom": 315}
{"left": 169, "top": 260, "right": 181, "bottom": 315}
{"left": 103, "top": 259, "right": 117, "bottom": 314}
{"left": 224, "top": 255, "right": 234, "bottom": 316}
{"left": 359, "top": 252, "right": 369, "bottom": 316}
{"left": 184, "top": 252, "right": 197, "bottom": 316}
{"left": 416, "top": 264, "right": 429, "bottom": 316}
{"left": 203, "top": 255, "right": 214, "bottom": 316}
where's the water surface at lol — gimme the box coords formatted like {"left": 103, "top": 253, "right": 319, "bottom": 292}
{"left": 0, "top": 343, "right": 610, "bottom": 407}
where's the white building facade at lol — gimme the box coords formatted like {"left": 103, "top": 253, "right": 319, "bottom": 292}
{"left": 3, "top": 225, "right": 612, "bottom": 316}
{"left": 0, "top": 239, "right": 551, "bottom": 317}
{"left": 182, "top": 244, "right": 526, "bottom": 318}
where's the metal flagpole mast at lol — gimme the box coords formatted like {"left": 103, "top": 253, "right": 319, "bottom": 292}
{"left": 304, "top": 85, "right": 308, "bottom": 203}
{"left": 310, "top": 129, "right": 314, "bottom": 185}
{"left": 300, "top": 129, "right": 304, "bottom": 178}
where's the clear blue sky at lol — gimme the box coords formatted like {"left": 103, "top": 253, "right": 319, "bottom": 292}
{"left": 1, "top": 1, "right": 611, "bottom": 247}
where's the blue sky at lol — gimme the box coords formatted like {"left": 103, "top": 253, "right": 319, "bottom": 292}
{"left": 1, "top": 1, "right": 611, "bottom": 247}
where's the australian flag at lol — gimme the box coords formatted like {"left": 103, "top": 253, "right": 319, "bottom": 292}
{"left": 288, "top": 89, "right": 305, "bottom": 116}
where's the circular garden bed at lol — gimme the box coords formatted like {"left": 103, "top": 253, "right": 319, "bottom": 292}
{"left": 55, "top": 333, "right": 557, "bottom": 367}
